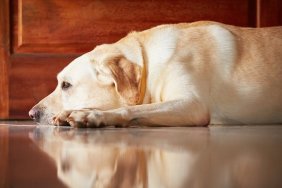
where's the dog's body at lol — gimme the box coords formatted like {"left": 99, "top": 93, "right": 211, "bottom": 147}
{"left": 29, "top": 21, "right": 282, "bottom": 127}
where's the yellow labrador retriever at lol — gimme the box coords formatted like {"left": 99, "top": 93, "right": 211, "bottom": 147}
{"left": 29, "top": 21, "right": 282, "bottom": 127}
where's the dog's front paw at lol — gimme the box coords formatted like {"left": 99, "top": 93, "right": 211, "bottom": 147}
{"left": 52, "top": 111, "right": 72, "bottom": 126}
{"left": 66, "top": 110, "right": 108, "bottom": 128}
{"left": 52, "top": 109, "right": 129, "bottom": 128}
{"left": 52, "top": 110, "right": 113, "bottom": 128}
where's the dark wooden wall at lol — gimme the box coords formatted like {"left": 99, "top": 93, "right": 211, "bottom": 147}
{"left": 0, "top": 0, "right": 281, "bottom": 119}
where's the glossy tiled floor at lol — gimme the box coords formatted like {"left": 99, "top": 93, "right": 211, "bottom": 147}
{"left": 1, "top": 121, "right": 282, "bottom": 188}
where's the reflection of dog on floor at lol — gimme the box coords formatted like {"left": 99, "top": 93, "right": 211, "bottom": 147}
{"left": 29, "top": 21, "right": 282, "bottom": 127}
{"left": 31, "top": 127, "right": 282, "bottom": 188}
{"left": 31, "top": 127, "right": 202, "bottom": 188}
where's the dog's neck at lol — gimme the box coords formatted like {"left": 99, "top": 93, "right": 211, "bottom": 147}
{"left": 134, "top": 36, "right": 148, "bottom": 105}
{"left": 137, "top": 62, "right": 147, "bottom": 105}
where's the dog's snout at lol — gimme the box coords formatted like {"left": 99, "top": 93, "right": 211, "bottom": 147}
{"left": 29, "top": 107, "right": 41, "bottom": 122}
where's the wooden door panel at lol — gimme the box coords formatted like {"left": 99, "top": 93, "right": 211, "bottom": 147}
{"left": 10, "top": 0, "right": 260, "bottom": 118}
{"left": 0, "top": 0, "right": 281, "bottom": 119}
{"left": 9, "top": 55, "right": 75, "bottom": 118}
{"left": 259, "top": 0, "right": 282, "bottom": 27}
{"left": 13, "top": 0, "right": 256, "bottom": 54}
{"left": 0, "top": 0, "right": 10, "bottom": 118}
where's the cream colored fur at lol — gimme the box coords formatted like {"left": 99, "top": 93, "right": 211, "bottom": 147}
{"left": 30, "top": 21, "right": 282, "bottom": 127}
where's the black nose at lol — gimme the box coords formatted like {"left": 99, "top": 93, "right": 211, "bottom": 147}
{"left": 29, "top": 108, "right": 41, "bottom": 122}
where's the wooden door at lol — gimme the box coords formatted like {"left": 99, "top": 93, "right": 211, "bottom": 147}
{"left": 0, "top": 0, "right": 281, "bottom": 119}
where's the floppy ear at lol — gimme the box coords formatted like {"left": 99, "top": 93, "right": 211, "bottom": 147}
{"left": 90, "top": 36, "right": 145, "bottom": 105}
{"left": 107, "top": 56, "right": 142, "bottom": 105}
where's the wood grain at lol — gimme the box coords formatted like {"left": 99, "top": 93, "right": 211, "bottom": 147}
{"left": 9, "top": 55, "right": 76, "bottom": 118}
{"left": 3, "top": 0, "right": 282, "bottom": 119}
{"left": 0, "top": 0, "right": 10, "bottom": 119}
{"left": 259, "top": 0, "right": 282, "bottom": 27}
{"left": 12, "top": 0, "right": 255, "bottom": 54}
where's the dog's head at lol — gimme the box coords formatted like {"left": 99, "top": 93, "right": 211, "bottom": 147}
{"left": 29, "top": 36, "right": 144, "bottom": 124}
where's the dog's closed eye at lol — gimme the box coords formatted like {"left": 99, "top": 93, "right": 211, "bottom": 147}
{"left": 61, "top": 81, "right": 72, "bottom": 90}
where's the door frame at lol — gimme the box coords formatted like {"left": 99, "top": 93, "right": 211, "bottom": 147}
{"left": 0, "top": 0, "right": 10, "bottom": 118}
